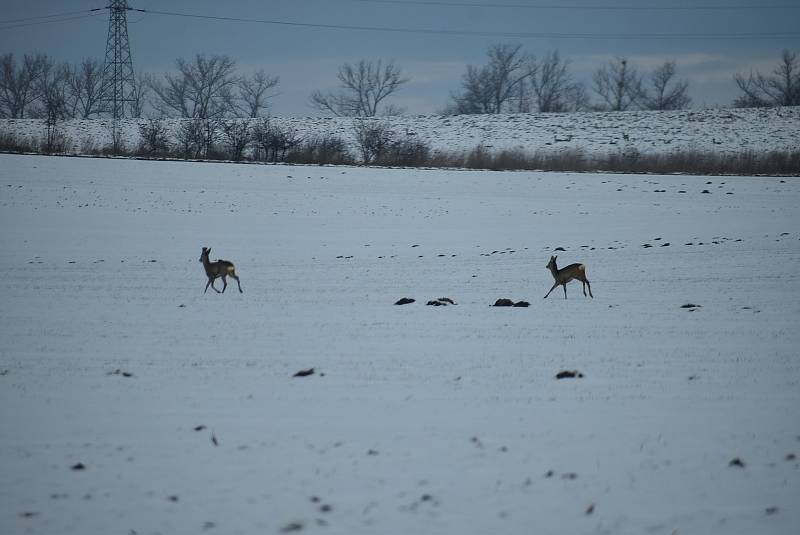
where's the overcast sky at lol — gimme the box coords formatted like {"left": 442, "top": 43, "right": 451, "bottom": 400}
{"left": 1, "top": 0, "right": 799, "bottom": 115}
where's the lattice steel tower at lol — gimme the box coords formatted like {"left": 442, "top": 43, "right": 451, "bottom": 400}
{"left": 100, "top": 0, "right": 136, "bottom": 119}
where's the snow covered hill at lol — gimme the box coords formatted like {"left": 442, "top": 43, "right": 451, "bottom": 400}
{"left": 1, "top": 154, "right": 798, "bottom": 534}
{"left": 2, "top": 106, "right": 799, "bottom": 159}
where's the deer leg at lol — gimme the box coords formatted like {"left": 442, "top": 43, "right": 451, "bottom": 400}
{"left": 582, "top": 280, "right": 587, "bottom": 297}
{"left": 230, "top": 273, "right": 243, "bottom": 293}
{"left": 586, "top": 279, "right": 593, "bottom": 298}
{"left": 204, "top": 279, "right": 212, "bottom": 294}
{"left": 221, "top": 275, "right": 228, "bottom": 293}
{"left": 209, "top": 277, "right": 221, "bottom": 293}
{"left": 563, "top": 283, "right": 568, "bottom": 299}
{"left": 544, "top": 282, "right": 559, "bottom": 298}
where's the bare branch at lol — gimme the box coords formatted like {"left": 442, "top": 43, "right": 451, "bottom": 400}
{"left": 529, "top": 50, "right": 583, "bottom": 113}
{"left": 152, "top": 54, "right": 238, "bottom": 119}
{"left": 641, "top": 61, "right": 691, "bottom": 110}
{"left": 66, "top": 58, "right": 105, "bottom": 119}
{"left": 733, "top": 50, "right": 799, "bottom": 107}
{"left": 236, "top": 70, "right": 279, "bottom": 118}
{"left": 450, "top": 44, "right": 529, "bottom": 114}
{"left": 592, "top": 57, "right": 644, "bottom": 111}
{"left": 310, "top": 59, "right": 408, "bottom": 117}
{"left": 0, "top": 53, "right": 46, "bottom": 118}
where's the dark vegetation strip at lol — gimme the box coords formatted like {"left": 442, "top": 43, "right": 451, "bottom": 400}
{"left": 0, "top": 126, "right": 797, "bottom": 176}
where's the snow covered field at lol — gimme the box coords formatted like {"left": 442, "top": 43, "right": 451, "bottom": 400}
{"left": 3, "top": 105, "right": 800, "bottom": 158}
{"left": 1, "top": 153, "right": 798, "bottom": 535}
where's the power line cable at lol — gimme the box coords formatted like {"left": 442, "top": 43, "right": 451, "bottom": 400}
{"left": 0, "top": 12, "right": 105, "bottom": 31}
{"left": 139, "top": 8, "right": 800, "bottom": 40}
{"left": 1, "top": 6, "right": 797, "bottom": 40}
{"left": 353, "top": 0, "right": 800, "bottom": 10}
{"left": 0, "top": 9, "right": 98, "bottom": 24}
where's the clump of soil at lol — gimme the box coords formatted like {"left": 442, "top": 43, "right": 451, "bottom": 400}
{"left": 427, "top": 297, "right": 456, "bottom": 306}
{"left": 493, "top": 298, "right": 529, "bottom": 307}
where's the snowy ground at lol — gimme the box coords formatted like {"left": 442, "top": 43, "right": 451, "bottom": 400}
{"left": 2, "top": 105, "right": 799, "bottom": 158}
{"left": 0, "top": 154, "right": 798, "bottom": 535}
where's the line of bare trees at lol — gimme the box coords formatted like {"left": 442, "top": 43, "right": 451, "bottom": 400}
{"left": 2, "top": 49, "right": 798, "bottom": 122}
{"left": 447, "top": 44, "right": 693, "bottom": 114}
{"left": 149, "top": 54, "right": 279, "bottom": 119}
{"left": 0, "top": 53, "right": 107, "bottom": 120}
{"left": 0, "top": 53, "right": 280, "bottom": 121}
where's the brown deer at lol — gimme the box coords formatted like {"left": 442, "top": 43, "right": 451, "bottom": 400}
{"left": 544, "top": 255, "right": 592, "bottom": 299}
{"left": 199, "top": 247, "right": 242, "bottom": 294}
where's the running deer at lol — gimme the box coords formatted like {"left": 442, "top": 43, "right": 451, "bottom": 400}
{"left": 544, "top": 255, "right": 593, "bottom": 299}
{"left": 199, "top": 247, "right": 243, "bottom": 294}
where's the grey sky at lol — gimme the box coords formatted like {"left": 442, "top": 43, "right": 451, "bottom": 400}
{"left": 1, "top": 0, "right": 799, "bottom": 115}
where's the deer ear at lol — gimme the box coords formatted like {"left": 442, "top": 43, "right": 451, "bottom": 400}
{"left": 553, "top": 255, "right": 557, "bottom": 260}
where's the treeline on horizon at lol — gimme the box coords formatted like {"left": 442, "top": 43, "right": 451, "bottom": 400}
{"left": 1, "top": 46, "right": 799, "bottom": 122}
{"left": 1, "top": 116, "right": 797, "bottom": 176}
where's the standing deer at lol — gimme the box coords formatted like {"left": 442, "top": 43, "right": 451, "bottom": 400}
{"left": 199, "top": 247, "right": 243, "bottom": 294}
{"left": 544, "top": 255, "right": 592, "bottom": 299}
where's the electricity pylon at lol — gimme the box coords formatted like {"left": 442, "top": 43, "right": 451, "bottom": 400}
{"left": 100, "top": 0, "right": 136, "bottom": 119}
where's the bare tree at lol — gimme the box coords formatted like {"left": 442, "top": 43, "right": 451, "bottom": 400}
{"left": 310, "top": 59, "right": 408, "bottom": 117}
{"left": 151, "top": 54, "right": 238, "bottom": 118}
{"left": 641, "top": 61, "right": 691, "bottom": 110}
{"left": 236, "top": 70, "right": 279, "bottom": 118}
{"left": 0, "top": 53, "right": 46, "bottom": 118}
{"left": 567, "top": 83, "right": 590, "bottom": 112}
{"left": 66, "top": 58, "right": 106, "bottom": 119}
{"left": 33, "top": 57, "right": 70, "bottom": 121}
{"left": 529, "top": 50, "right": 585, "bottom": 113}
{"left": 450, "top": 44, "right": 529, "bottom": 114}
{"left": 592, "top": 57, "right": 644, "bottom": 111}
{"left": 28, "top": 56, "right": 71, "bottom": 152}
{"left": 129, "top": 72, "right": 152, "bottom": 118}
{"left": 733, "top": 49, "right": 800, "bottom": 108}
{"left": 151, "top": 66, "right": 190, "bottom": 117}
{"left": 220, "top": 119, "right": 252, "bottom": 161}
{"left": 449, "top": 64, "right": 494, "bottom": 114}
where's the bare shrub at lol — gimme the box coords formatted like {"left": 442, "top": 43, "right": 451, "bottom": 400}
{"left": 0, "top": 129, "right": 37, "bottom": 152}
{"left": 252, "top": 118, "right": 301, "bottom": 162}
{"left": 464, "top": 145, "right": 493, "bottom": 169}
{"left": 80, "top": 135, "right": 100, "bottom": 155}
{"left": 376, "top": 136, "right": 432, "bottom": 167}
{"left": 220, "top": 119, "right": 252, "bottom": 161}
{"left": 175, "top": 119, "right": 203, "bottom": 159}
{"left": 137, "top": 119, "right": 170, "bottom": 156}
{"left": 42, "top": 119, "right": 69, "bottom": 154}
{"left": 353, "top": 119, "right": 395, "bottom": 164}
{"left": 286, "top": 134, "right": 355, "bottom": 165}
{"left": 102, "top": 125, "right": 130, "bottom": 156}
